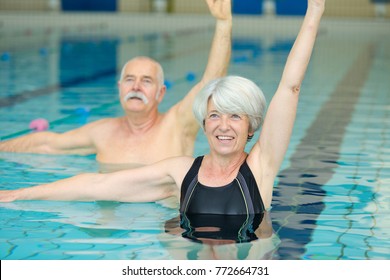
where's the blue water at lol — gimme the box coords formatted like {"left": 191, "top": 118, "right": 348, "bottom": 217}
{"left": 1, "top": 15, "right": 389, "bottom": 260}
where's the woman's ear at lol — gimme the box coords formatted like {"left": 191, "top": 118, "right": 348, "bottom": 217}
{"left": 247, "top": 132, "right": 254, "bottom": 142}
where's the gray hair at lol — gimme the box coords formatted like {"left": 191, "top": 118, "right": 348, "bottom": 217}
{"left": 119, "top": 56, "right": 165, "bottom": 86}
{"left": 193, "top": 76, "right": 267, "bottom": 133}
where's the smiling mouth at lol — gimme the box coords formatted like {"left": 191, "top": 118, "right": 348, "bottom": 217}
{"left": 216, "top": 136, "right": 234, "bottom": 141}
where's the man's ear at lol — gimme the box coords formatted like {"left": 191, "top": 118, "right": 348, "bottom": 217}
{"left": 157, "top": 85, "right": 167, "bottom": 103}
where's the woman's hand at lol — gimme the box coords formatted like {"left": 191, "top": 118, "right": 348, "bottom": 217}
{"left": 0, "top": 190, "right": 20, "bottom": 202}
{"left": 308, "top": 0, "right": 326, "bottom": 14}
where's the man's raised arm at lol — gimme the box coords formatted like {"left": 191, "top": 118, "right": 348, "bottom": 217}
{"left": 176, "top": 0, "right": 232, "bottom": 128}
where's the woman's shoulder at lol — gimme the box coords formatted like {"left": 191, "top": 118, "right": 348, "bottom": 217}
{"left": 159, "top": 156, "right": 198, "bottom": 189}
{"left": 164, "top": 156, "right": 197, "bottom": 167}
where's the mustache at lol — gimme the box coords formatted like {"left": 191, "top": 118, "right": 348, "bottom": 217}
{"left": 123, "top": 91, "right": 149, "bottom": 104}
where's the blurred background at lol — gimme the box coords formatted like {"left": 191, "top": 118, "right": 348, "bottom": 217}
{"left": 0, "top": 0, "right": 389, "bottom": 17}
{"left": 0, "top": 0, "right": 389, "bottom": 136}
{"left": 0, "top": 1, "right": 390, "bottom": 261}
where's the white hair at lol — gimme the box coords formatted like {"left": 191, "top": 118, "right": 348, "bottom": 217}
{"left": 119, "top": 56, "right": 164, "bottom": 86}
{"left": 193, "top": 76, "right": 267, "bottom": 132}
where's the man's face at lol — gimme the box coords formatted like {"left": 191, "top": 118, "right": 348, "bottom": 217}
{"left": 118, "top": 59, "right": 165, "bottom": 114}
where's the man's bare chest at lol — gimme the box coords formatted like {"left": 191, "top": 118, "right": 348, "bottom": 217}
{"left": 96, "top": 124, "right": 183, "bottom": 164}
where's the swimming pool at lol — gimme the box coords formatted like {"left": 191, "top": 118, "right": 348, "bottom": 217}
{"left": 0, "top": 13, "right": 389, "bottom": 260}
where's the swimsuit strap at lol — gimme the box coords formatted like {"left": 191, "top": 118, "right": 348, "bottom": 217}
{"left": 235, "top": 171, "right": 255, "bottom": 214}
{"left": 180, "top": 156, "right": 204, "bottom": 213}
{"left": 238, "top": 160, "right": 266, "bottom": 214}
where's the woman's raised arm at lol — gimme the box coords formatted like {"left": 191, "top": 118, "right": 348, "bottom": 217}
{"left": 256, "top": 0, "right": 325, "bottom": 173}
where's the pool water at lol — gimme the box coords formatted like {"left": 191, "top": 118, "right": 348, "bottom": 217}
{"left": 0, "top": 14, "right": 389, "bottom": 260}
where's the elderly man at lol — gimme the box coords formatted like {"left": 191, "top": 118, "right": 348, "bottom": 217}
{"left": 0, "top": 0, "right": 232, "bottom": 171}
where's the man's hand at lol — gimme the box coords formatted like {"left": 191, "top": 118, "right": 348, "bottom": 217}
{"left": 205, "top": 0, "right": 232, "bottom": 21}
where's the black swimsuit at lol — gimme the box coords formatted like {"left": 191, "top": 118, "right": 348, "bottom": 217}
{"left": 180, "top": 156, "right": 265, "bottom": 215}
{"left": 178, "top": 156, "right": 266, "bottom": 243}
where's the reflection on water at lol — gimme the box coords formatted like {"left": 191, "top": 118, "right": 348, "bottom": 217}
{"left": 0, "top": 200, "right": 280, "bottom": 260}
{"left": 177, "top": 213, "right": 265, "bottom": 244}
{"left": 161, "top": 212, "right": 281, "bottom": 260}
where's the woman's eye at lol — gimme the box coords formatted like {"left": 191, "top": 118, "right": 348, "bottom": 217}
{"left": 231, "top": 114, "right": 241, "bottom": 120}
{"left": 209, "top": 113, "right": 219, "bottom": 119}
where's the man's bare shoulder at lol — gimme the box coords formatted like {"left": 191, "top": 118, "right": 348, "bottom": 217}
{"left": 90, "top": 117, "right": 121, "bottom": 125}
{"left": 70, "top": 118, "right": 122, "bottom": 141}
{"left": 84, "top": 117, "right": 122, "bottom": 130}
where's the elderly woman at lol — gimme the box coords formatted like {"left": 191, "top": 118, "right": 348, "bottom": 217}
{"left": 0, "top": 0, "right": 326, "bottom": 219}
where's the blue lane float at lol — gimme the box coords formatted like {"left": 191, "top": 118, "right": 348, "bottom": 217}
{"left": 75, "top": 107, "right": 90, "bottom": 124}
{"left": 185, "top": 72, "right": 196, "bottom": 82}
{"left": 39, "top": 47, "right": 48, "bottom": 56}
{"left": 1, "top": 52, "right": 11, "bottom": 61}
{"left": 164, "top": 80, "right": 173, "bottom": 89}
{"left": 75, "top": 107, "right": 90, "bottom": 115}
{"left": 233, "top": 55, "right": 250, "bottom": 63}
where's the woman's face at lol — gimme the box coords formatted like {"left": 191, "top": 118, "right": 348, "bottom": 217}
{"left": 204, "top": 99, "right": 252, "bottom": 157}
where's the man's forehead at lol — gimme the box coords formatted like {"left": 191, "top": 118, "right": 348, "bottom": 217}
{"left": 128, "top": 58, "right": 157, "bottom": 68}
{"left": 124, "top": 62, "right": 157, "bottom": 76}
